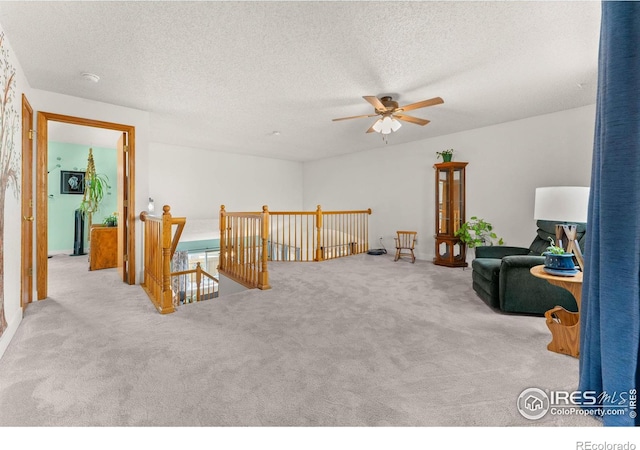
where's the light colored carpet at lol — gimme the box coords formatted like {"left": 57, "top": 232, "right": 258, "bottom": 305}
{"left": 0, "top": 252, "right": 599, "bottom": 427}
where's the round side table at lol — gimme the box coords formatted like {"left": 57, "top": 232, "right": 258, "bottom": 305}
{"left": 530, "top": 265, "right": 583, "bottom": 358}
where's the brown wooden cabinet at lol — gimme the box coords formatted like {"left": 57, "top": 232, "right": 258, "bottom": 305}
{"left": 434, "top": 161, "right": 468, "bottom": 267}
{"left": 89, "top": 225, "right": 118, "bottom": 270}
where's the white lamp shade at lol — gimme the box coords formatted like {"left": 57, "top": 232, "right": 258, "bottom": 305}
{"left": 372, "top": 118, "right": 383, "bottom": 133}
{"left": 380, "top": 117, "right": 393, "bottom": 134}
{"left": 534, "top": 186, "right": 590, "bottom": 223}
{"left": 372, "top": 116, "right": 402, "bottom": 135}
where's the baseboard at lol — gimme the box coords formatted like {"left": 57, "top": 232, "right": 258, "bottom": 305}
{"left": 0, "top": 306, "right": 23, "bottom": 361}
{"left": 49, "top": 249, "right": 74, "bottom": 257}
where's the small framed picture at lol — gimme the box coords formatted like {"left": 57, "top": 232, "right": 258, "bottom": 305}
{"left": 60, "top": 170, "right": 85, "bottom": 195}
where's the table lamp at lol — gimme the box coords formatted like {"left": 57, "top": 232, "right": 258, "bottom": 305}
{"left": 534, "top": 186, "right": 590, "bottom": 271}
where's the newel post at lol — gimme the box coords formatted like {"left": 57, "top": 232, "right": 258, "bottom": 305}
{"left": 160, "top": 205, "right": 175, "bottom": 313}
{"left": 367, "top": 208, "right": 372, "bottom": 253}
{"left": 315, "top": 204, "right": 323, "bottom": 261}
{"left": 195, "top": 262, "right": 202, "bottom": 302}
{"left": 139, "top": 211, "right": 148, "bottom": 286}
{"left": 219, "top": 205, "right": 226, "bottom": 272}
{"left": 259, "top": 205, "right": 271, "bottom": 289}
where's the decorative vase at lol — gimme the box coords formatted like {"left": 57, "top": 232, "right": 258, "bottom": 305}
{"left": 543, "top": 252, "right": 575, "bottom": 270}
{"left": 443, "top": 154, "right": 452, "bottom": 162}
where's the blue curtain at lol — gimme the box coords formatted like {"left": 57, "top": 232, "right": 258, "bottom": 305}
{"left": 579, "top": 1, "right": 640, "bottom": 426}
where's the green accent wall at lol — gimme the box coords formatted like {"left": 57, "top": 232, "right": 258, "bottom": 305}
{"left": 48, "top": 143, "right": 118, "bottom": 253}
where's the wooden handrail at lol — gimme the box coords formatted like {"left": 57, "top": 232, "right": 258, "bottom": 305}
{"left": 169, "top": 217, "right": 186, "bottom": 259}
{"left": 218, "top": 204, "right": 270, "bottom": 290}
{"left": 140, "top": 203, "right": 371, "bottom": 312}
{"left": 268, "top": 209, "right": 372, "bottom": 216}
{"left": 140, "top": 205, "right": 186, "bottom": 314}
{"left": 219, "top": 204, "right": 372, "bottom": 289}
{"left": 171, "top": 262, "right": 219, "bottom": 304}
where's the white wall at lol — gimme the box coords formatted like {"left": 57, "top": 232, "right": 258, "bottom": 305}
{"left": 29, "top": 91, "right": 303, "bottom": 286}
{"left": 0, "top": 26, "right": 32, "bottom": 359}
{"left": 21, "top": 89, "right": 597, "bottom": 292}
{"left": 148, "top": 143, "right": 303, "bottom": 218}
{"left": 303, "top": 105, "right": 595, "bottom": 261}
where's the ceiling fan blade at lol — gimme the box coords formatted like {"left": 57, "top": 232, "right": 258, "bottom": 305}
{"left": 363, "top": 95, "right": 387, "bottom": 112}
{"left": 366, "top": 119, "right": 379, "bottom": 133}
{"left": 332, "top": 114, "right": 378, "bottom": 122}
{"left": 398, "top": 97, "right": 444, "bottom": 112}
{"left": 394, "top": 114, "right": 431, "bottom": 126}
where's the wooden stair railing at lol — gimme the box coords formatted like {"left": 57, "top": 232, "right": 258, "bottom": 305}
{"left": 141, "top": 204, "right": 372, "bottom": 309}
{"left": 267, "top": 205, "right": 372, "bottom": 262}
{"left": 218, "top": 205, "right": 271, "bottom": 290}
{"left": 219, "top": 205, "right": 372, "bottom": 289}
{"left": 140, "top": 205, "right": 185, "bottom": 314}
{"left": 171, "top": 262, "right": 219, "bottom": 304}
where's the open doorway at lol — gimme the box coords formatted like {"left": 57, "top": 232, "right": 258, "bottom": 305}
{"left": 47, "top": 123, "right": 120, "bottom": 259}
{"left": 35, "top": 112, "right": 136, "bottom": 300}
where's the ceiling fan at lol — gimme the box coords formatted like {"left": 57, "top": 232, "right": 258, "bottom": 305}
{"left": 332, "top": 95, "right": 444, "bottom": 134}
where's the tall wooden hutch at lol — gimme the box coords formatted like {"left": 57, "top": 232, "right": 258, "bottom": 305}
{"left": 434, "top": 161, "right": 468, "bottom": 267}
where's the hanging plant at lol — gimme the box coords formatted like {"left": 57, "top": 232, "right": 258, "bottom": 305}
{"left": 79, "top": 148, "right": 110, "bottom": 226}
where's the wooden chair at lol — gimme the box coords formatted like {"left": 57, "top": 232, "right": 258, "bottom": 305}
{"left": 394, "top": 231, "right": 417, "bottom": 263}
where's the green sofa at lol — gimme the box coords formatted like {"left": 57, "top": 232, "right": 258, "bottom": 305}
{"left": 471, "top": 220, "right": 586, "bottom": 315}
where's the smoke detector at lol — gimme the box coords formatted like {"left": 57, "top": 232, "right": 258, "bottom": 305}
{"left": 81, "top": 72, "right": 100, "bottom": 83}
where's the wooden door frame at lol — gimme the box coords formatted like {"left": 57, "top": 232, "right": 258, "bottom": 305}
{"left": 21, "top": 94, "right": 34, "bottom": 310}
{"left": 36, "top": 112, "right": 136, "bottom": 300}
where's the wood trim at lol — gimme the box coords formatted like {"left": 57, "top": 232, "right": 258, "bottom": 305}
{"left": 36, "top": 112, "right": 48, "bottom": 300}
{"left": 36, "top": 112, "right": 137, "bottom": 300}
{"left": 127, "top": 127, "right": 136, "bottom": 285}
{"left": 21, "top": 95, "right": 34, "bottom": 310}
{"left": 269, "top": 209, "right": 372, "bottom": 216}
{"left": 169, "top": 217, "right": 186, "bottom": 259}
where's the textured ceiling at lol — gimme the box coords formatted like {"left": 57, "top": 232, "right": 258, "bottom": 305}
{"left": 0, "top": 1, "right": 601, "bottom": 161}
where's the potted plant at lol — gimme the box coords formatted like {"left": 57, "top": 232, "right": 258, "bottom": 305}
{"left": 102, "top": 213, "right": 118, "bottom": 227}
{"left": 543, "top": 238, "right": 575, "bottom": 270}
{"left": 455, "top": 216, "right": 504, "bottom": 248}
{"left": 436, "top": 149, "right": 454, "bottom": 162}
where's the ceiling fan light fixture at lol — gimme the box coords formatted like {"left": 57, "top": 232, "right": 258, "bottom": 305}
{"left": 333, "top": 95, "right": 442, "bottom": 136}
{"left": 390, "top": 117, "right": 402, "bottom": 132}
{"left": 373, "top": 116, "right": 401, "bottom": 135}
{"left": 372, "top": 118, "right": 383, "bottom": 133}
{"left": 380, "top": 116, "right": 393, "bottom": 134}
